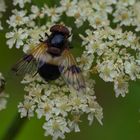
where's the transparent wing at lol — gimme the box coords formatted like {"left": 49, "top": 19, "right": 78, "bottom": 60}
{"left": 12, "top": 43, "right": 47, "bottom": 76}
{"left": 12, "top": 54, "right": 37, "bottom": 75}
{"left": 59, "top": 49, "right": 86, "bottom": 93}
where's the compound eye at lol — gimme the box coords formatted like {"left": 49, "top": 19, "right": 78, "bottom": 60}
{"left": 51, "top": 34, "right": 64, "bottom": 47}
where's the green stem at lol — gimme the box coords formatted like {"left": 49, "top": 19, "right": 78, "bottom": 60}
{"left": 2, "top": 114, "right": 27, "bottom": 140}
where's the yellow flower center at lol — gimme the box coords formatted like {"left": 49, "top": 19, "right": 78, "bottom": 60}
{"left": 52, "top": 121, "right": 60, "bottom": 130}
{"left": 95, "top": 18, "right": 101, "bottom": 25}
{"left": 121, "top": 12, "right": 128, "bottom": 20}
{"left": 24, "top": 103, "right": 31, "bottom": 110}
{"left": 75, "top": 12, "right": 80, "bottom": 18}
{"left": 16, "top": 16, "right": 22, "bottom": 22}
{"left": 44, "top": 103, "right": 51, "bottom": 113}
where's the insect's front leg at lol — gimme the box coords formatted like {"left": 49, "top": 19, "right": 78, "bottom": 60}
{"left": 39, "top": 35, "right": 44, "bottom": 42}
{"left": 45, "top": 32, "right": 49, "bottom": 38}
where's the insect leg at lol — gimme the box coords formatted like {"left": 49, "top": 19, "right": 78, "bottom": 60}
{"left": 39, "top": 35, "right": 44, "bottom": 42}
{"left": 45, "top": 32, "right": 49, "bottom": 37}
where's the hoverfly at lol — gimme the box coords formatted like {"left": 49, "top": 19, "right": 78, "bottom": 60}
{"left": 12, "top": 24, "right": 85, "bottom": 93}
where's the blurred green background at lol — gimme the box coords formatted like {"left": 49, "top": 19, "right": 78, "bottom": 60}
{"left": 0, "top": 0, "right": 140, "bottom": 140}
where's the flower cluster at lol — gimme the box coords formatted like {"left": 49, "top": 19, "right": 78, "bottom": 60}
{"left": 78, "top": 0, "right": 140, "bottom": 97}
{"left": 5, "top": 0, "right": 140, "bottom": 139}
{"left": 0, "top": 72, "right": 9, "bottom": 111}
{"left": 19, "top": 74, "right": 103, "bottom": 140}
{"left": 0, "top": 0, "right": 6, "bottom": 30}
{"left": 80, "top": 27, "right": 140, "bottom": 97}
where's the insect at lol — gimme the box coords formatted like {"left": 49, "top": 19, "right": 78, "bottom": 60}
{"left": 12, "top": 24, "right": 85, "bottom": 93}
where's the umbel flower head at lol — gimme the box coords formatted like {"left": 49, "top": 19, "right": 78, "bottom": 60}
{"left": 5, "top": 0, "right": 140, "bottom": 139}
{"left": 19, "top": 74, "right": 103, "bottom": 140}
{"left": 0, "top": 72, "right": 9, "bottom": 111}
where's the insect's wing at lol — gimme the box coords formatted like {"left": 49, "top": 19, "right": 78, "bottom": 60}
{"left": 12, "top": 54, "right": 37, "bottom": 75}
{"left": 12, "top": 43, "right": 47, "bottom": 76}
{"left": 59, "top": 49, "right": 86, "bottom": 93}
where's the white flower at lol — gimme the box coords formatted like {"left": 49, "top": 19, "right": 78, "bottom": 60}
{"left": 13, "top": 0, "right": 31, "bottom": 8}
{"left": 114, "top": 76, "right": 129, "bottom": 97}
{"left": 113, "top": 7, "right": 133, "bottom": 26}
{"left": 68, "top": 111, "right": 82, "bottom": 132}
{"left": 68, "top": 120, "right": 80, "bottom": 132}
{"left": 53, "top": 96, "right": 71, "bottom": 117}
{"left": 124, "top": 61, "right": 140, "bottom": 80}
{"left": 77, "top": 53, "right": 94, "bottom": 71}
{"left": 29, "top": 5, "right": 44, "bottom": 20}
{"left": 60, "top": 0, "right": 78, "bottom": 15}
{"left": 43, "top": 5, "right": 62, "bottom": 23}
{"left": 91, "top": 0, "right": 114, "bottom": 13}
{"left": 7, "top": 9, "right": 29, "bottom": 27}
{"left": 43, "top": 117, "right": 70, "bottom": 140}
{"left": 73, "top": 0, "right": 91, "bottom": 27}
{"left": 86, "top": 96, "right": 103, "bottom": 125}
{"left": 88, "top": 11, "right": 109, "bottom": 29}
{"left": 26, "top": 83, "right": 44, "bottom": 103}
{"left": 36, "top": 98, "right": 54, "bottom": 121}
{"left": 18, "top": 96, "right": 36, "bottom": 118}
{"left": 61, "top": 0, "right": 91, "bottom": 27}
{"left": 6, "top": 28, "right": 28, "bottom": 49}
{"left": 70, "top": 92, "right": 88, "bottom": 112}
{"left": 97, "top": 60, "right": 118, "bottom": 82}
